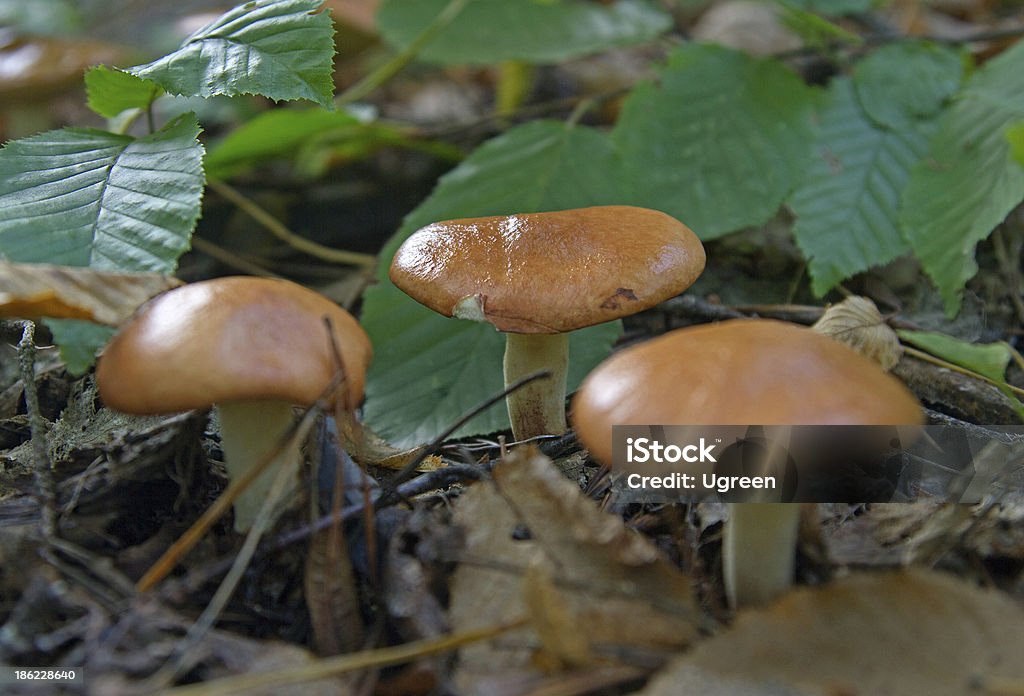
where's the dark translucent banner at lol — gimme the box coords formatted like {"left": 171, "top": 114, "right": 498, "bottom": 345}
{"left": 609, "top": 425, "right": 1024, "bottom": 503}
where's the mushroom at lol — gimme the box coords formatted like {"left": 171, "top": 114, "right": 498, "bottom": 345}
{"left": 389, "top": 205, "right": 706, "bottom": 440}
{"left": 96, "top": 276, "right": 372, "bottom": 532}
{"left": 571, "top": 319, "right": 923, "bottom": 608}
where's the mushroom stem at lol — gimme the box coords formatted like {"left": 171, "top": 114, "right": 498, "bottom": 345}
{"left": 217, "top": 400, "right": 300, "bottom": 532}
{"left": 503, "top": 332, "right": 569, "bottom": 440}
{"left": 723, "top": 503, "right": 801, "bottom": 608}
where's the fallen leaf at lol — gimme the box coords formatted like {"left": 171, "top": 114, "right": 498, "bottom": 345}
{"left": 449, "top": 447, "right": 700, "bottom": 692}
{"left": 522, "top": 560, "right": 592, "bottom": 670}
{"left": 640, "top": 569, "right": 1024, "bottom": 696}
{"left": 0, "top": 261, "right": 181, "bottom": 325}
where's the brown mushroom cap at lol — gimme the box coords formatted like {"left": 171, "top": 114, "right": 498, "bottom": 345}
{"left": 572, "top": 319, "right": 923, "bottom": 464}
{"left": 389, "top": 206, "right": 706, "bottom": 334}
{"left": 96, "top": 277, "right": 372, "bottom": 414}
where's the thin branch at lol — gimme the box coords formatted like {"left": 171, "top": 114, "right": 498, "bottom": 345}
{"left": 155, "top": 618, "right": 526, "bottom": 696}
{"left": 18, "top": 321, "right": 57, "bottom": 540}
{"left": 334, "top": 0, "right": 472, "bottom": 107}
{"left": 207, "top": 179, "right": 376, "bottom": 268}
{"left": 190, "top": 236, "right": 284, "bottom": 278}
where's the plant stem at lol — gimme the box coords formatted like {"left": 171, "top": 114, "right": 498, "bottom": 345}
{"left": 207, "top": 178, "right": 376, "bottom": 267}
{"left": 17, "top": 321, "right": 57, "bottom": 540}
{"left": 335, "top": 0, "right": 472, "bottom": 108}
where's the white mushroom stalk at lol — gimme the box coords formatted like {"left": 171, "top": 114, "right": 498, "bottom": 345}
{"left": 217, "top": 400, "right": 301, "bottom": 532}
{"left": 723, "top": 503, "right": 801, "bottom": 608}
{"left": 503, "top": 333, "right": 569, "bottom": 440}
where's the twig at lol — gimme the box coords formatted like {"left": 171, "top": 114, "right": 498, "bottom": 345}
{"left": 334, "top": 0, "right": 472, "bottom": 107}
{"left": 207, "top": 179, "right": 376, "bottom": 268}
{"left": 773, "top": 22, "right": 1024, "bottom": 59}
{"left": 190, "top": 236, "right": 284, "bottom": 278}
{"left": 168, "top": 463, "right": 485, "bottom": 594}
{"left": 375, "top": 370, "right": 553, "bottom": 508}
{"left": 155, "top": 617, "right": 527, "bottom": 696}
{"left": 17, "top": 321, "right": 57, "bottom": 540}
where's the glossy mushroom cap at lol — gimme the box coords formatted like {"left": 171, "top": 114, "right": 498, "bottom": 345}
{"left": 572, "top": 319, "right": 923, "bottom": 464}
{"left": 96, "top": 277, "right": 372, "bottom": 414}
{"left": 389, "top": 205, "right": 706, "bottom": 334}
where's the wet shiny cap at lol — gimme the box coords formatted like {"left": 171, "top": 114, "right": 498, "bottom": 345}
{"left": 96, "top": 277, "right": 372, "bottom": 414}
{"left": 389, "top": 206, "right": 706, "bottom": 334}
{"left": 572, "top": 319, "right": 924, "bottom": 465}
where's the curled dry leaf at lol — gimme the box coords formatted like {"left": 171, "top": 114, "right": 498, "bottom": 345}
{"left": 449, "top": 447, "right": 699, "bottom": 693}
{"left": 640, "top": 569, "right": 1024, "bottom": 696}
{"left": 0, "top": 261, "right": 181, "bottom": 325}
{"left": 811, "top": 295, "right": 902, "bottom": 370}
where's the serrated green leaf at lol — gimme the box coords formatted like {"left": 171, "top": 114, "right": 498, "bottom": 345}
{"left": 790, "top": 78, "right": 935, "bottom": 295}
{"left": 376, "top": 0, "right": 671, "bottom": 65}
{"left": 900, "top": 41, "right": 1024, "bottom": 315}
{"left": 0, "top": 114, "right": 205, "bottom": 273}
{"left": 363, "top": 120, "right": 627, "bottom": 445}
{"left": 897, "top": 329, "right": 1011, "bottom": 383}
{"left": 44, "top": 319, "right": 115, "bottom": 376}
{"left": 853, "top": 42, "right": 963, "bottom": 130}
{"left": 129, "top": 0, "right": 336, "bottom": 107}
{"left": 613, "top": 44, "right": 817, "bottom": 239}
{"left": 85, "top": 66, "right": 164, "bottom": 118}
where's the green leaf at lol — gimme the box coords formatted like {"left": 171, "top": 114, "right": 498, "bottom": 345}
{"left": 1006, "top": 121, "right": 1024, "bottom": 166}
{"left": 376, "top": 0, "right": 671, "bottom": 65}
{"left": 897, "top": 329, "right": 1011, "bottom": 384}
{"left": 782, "top": 0, "right": 873, "bottom": 15}
{"left": 613, "top": 44, "right": 818, "bottom": 239}
{"left": 206, "top": 108, "right": 364, "bottom": 178}
{"left": 853, "top": 42, "right": 963, "bottom": 130}
{"left": 203, "top": 107, "right": 452, "bottom": 179}
{"left": 0, "top": 0, "right": 79, "bottom": 35}
{"left": 900, "top": 41, "right": 1024, "bottom": 315}
{"left": 897, "top": 329, "right": 1023, "bottom": 419}
{"left": 129, "top": 0, "right": 336, "bottom": 107}
{"left": 789, "top": 78, "right": 935, "bottom": 295}
{"left": 363, "top": 120, "right": 626, "bottom": 445}
{"left": 0, "top": 114, "right": 206, "bottom": 273}
{"left": 44, "top": 319, "right": 115, "bottom": 376}
{"left": 85, "top": 66, "right": 164, "bottom": 118}
{"left": 776, "top": 1, "right": 863, "bottom": 48}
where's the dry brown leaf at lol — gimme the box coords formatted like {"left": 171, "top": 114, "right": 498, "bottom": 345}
{"left": 305, "top": 528, "right": 364, "bottom": 655}
{"left": 450, "top": 447, "right": 699, "bottom": 692}
{"left": 0, "top": 37, "right": 121, "bottom": 102}
{"left": 334, "top": 414, "right": 434, "bottom": 470}
{"left": 812, "top": 296, "right": 902, "bottom": 370}
{"left": 0, "top": 261, "right": 181, "bottom": 325}
{"left": 640, "top": 569, "right": 1024, "bottom": 696}
{"left": 522, "top": 560, "right": 593, "bottom": 670}
{"left": 691, "top": 1, "right": 802, "bottom": 57}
